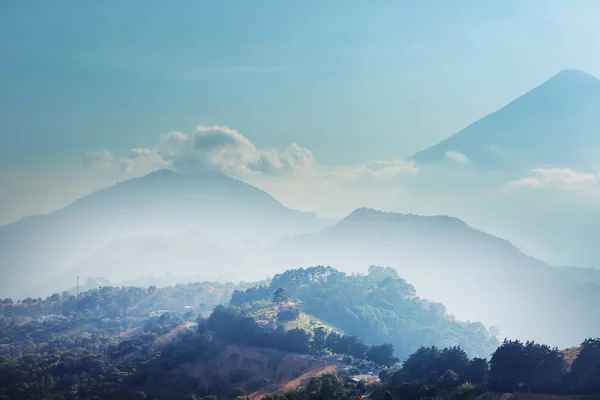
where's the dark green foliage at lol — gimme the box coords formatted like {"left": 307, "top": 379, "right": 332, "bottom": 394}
{"left": 463, "top": 357, "right": 489, "bottom": 384}
{"left": 281, "top": 329, "right": 311, "bottom": 353}
{"left": 366, "top": 343, "right": 399, "bottom": 366}
{"left": 263, "top": 373, "right": 357, "bottom": 400}
{"left": 437, "top": 369, "right": 459, "bottom": 390}
{"left": 273, "top": 288, "right": 289, "bottom": 308}
{"left": 1, "top": 269, "right": 600, "bottom": 399}
{"left": 565, "top": 338, "right": 600, "bottom": 393}
{"left": 312, "top": 327, "right": 327, "bottom": 355}
{"left": 237, "top": 266, "right": 499, "bottom": 359}
{"left": 369, "top": 380, "right": 435, "bottom": 400}
{"left": 488, "top": 339, "right": 566, "bottom": 393}
{"left": 229, "top": 368, "right": 251, "bottom": 384}
{"left": 231, "top": 285, "right": 272, "bottom": 306}
{"left": 278, "top": 308, "right": 300, "bottom": 322}
{"left": 134, "top": 391, "right": 148, "bottom": 400}
{"left": 326, "top": 333, "right": 369, "bottom": 359}
{"left": 204, "top": 306, "right": 312, "bottom": 354}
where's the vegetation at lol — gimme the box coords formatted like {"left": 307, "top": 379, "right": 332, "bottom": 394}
{"left": 231, "top": 265, "right": 499, "bottom": 359}
{"left": 1, "top": 266, "right": 600, "bottom": 399}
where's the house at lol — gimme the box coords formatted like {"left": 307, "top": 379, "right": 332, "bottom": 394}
{"left": 350, "top": 373, "right": 380, "bottom": 384}
{"left": 256, "top": 319, "right": 274, "bottom": 329}
{"left": 280, "top": 301, "right": 296, "bottom": 310}
{"left": 149, "top": 309, "right": 169, "bottom": 318}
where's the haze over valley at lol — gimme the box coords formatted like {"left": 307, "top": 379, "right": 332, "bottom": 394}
{"left": 2, "top": 3, "right": 600, "bottom": 399}
{"left": 3, "top": 69, "right": 600, "bottom": 351}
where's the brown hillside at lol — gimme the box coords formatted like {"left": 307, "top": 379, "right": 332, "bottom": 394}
{"left": 182, "top": 344, "right": 342, "bottom": 399}
{"left": 562, "top": 347, "right": 582, "bottom": 370}
{"left": 477, "top": 393, "right": 596, "bottom": 400}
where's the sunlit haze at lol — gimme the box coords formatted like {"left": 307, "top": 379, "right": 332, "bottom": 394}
{"left": 1, "top": 3, "right": 600, "bottom": 399}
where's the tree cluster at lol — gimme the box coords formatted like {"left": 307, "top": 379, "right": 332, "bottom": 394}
{"left": 231, "top": 266, "right": 499, "bottom": 360}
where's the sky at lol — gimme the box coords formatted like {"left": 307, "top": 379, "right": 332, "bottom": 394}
{"left": 3, "top": 0, "right": 600, "bottom": 225}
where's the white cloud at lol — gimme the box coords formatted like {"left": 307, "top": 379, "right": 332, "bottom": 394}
{"left": 156, "top": 131, "right": 190, "bottom": 159}
{"left": 508, "top": 168, "right": 598, "bottom": 191}
{"left": 82, "top": 151, "right": 114, "bottom": 169}
{"left": 329, "top": 160, "right": 418, "bottom": 184}
{"left": 188, "top": 125, "right": 317, "bottom": 176}
{"left": 120, "top": 148, "right": 169, "bottom": 174}
{"left": 84, "top": 124, "right": 419, "bottom": 185}
{"left": 82, "top": 124, "right": 422, "bottom": 216}
{"left": 445, "top": 150, "right": 470, "bottom": 163}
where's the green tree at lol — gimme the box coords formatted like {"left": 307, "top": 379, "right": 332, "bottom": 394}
{"left": 463, "top": 357, "right": 489, "bottom": 384}
{"left": 437, "top": 369, "right": 459, "bottom": 390}
{"left": 273, "top": 288, "right": 288, "bottom": 310}
{"left": 281, "top": 328, "right": 310, "bottom": 354}
{"left": 312, "top": 327, "right": 328, "bottom": 355}
{"left": 569, "top": 338, "right": 600, "bottom": 393}
{"left": 366, "top": 343, "right": 399, "bottom": 367}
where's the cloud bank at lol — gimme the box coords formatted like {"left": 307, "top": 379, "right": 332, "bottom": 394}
{"left": 82, "top": 124, "right": 600, "bottom": 222}
{"left": 445, "top": 150, "right": 470, "bottom": 163}
{"left": 84, "top": 124, "right": 417, "bottom": 184}
{"left": 508, "top": 168, "right": 598, "bottom": 192}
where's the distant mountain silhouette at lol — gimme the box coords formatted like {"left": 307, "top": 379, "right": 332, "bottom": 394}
{"left": 557, "top": 265, "right": 600, "bottom": 286}
{"left": 264, "top": 208, "right": 600, "bottom": 349}
{"left": 410, "top": 69, "right": 600, "bottom": 169}
{"left": 44, "top": 230, "right": 248, "bottom": 293}
{"left": 0, "top": 169, "right": 333, "bottom": 298}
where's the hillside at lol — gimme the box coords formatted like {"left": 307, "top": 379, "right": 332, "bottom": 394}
{"left": 409, "top": 69, "right": 600, "bottom": 170}
{"left": 407, "top": 68, "right": 600, "bottom": 271}
{"left": 182, "top": 344, "right": 342, "bottom": 399}
{"left": 0, "top": 169, "right": 333, "bottom": 298}
{"left": 557, "top": 266, "right": 600, "bottom": 286}
{"left": 43, "top": 230, "right": 247, "bottom": 293}
{"left": 264, "top": 208, "right": 600, "bottom": 349}
{"left": 231, "top": 266, "right": 500, "bottom": 360}
{"left": 241, "top": 299, "right": 341, "bottom": 335}
{"left": 2, "top": 272, "right": 600, "bottom": 400}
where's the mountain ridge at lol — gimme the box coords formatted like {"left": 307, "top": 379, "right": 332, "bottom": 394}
{"left": 263, "top": 207, "right": 600, "bottom": 348}
{"left": 409, "top": 69, "right": 600, "bottom": 169}
{"left": 0, "top": 169, "right": 333, "bottom": 298}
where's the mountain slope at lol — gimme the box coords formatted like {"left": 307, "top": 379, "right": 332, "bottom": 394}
{"left": 409, "top": 69, "right": 600, "bottom": 169}
{"left": 0, "top": 169, "right": 333, "bottom": 298}
{"left": 231, "top": 265, "right": 500, "bottom": 359}
{"left": 43, "top": 230, "right": 248, "bottom": 293}
{"left": 263, "top": 208, "right": 600, "bottom": 349}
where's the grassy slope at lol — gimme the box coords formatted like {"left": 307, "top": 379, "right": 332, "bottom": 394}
{"left": 245, "top": 300, "right": 342, "bottom": 335}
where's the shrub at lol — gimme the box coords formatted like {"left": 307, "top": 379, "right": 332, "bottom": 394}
{"left": 277, "top": 309, "right": 300, "bottom": 322}
{"left": 229, "top": 368, "right": 251, "bottom": 384}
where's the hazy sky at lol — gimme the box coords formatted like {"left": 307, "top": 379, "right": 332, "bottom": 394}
{"left": 2, "top": 0, "right": 600, "bottom": 225}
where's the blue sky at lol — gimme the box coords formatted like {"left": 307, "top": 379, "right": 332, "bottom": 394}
{"left": 2, "top": 0, "right": 600, "bottom": 224}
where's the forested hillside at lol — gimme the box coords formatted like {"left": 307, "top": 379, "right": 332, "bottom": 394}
{"left": 231, "top": 266, "right": 499, "bottom": 359}
{"left": 265, "top": 208, "right": 600, "bottom": 348}
{"left": 1, "top": 270, "right": 600, "bottom": 400}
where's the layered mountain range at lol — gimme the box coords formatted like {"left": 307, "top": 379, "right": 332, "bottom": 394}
{"left": 2, "top": 69, "right": 600, "bottom": 349}
{"left": 0, "top": 169, "right": 332, "bottom": 298}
